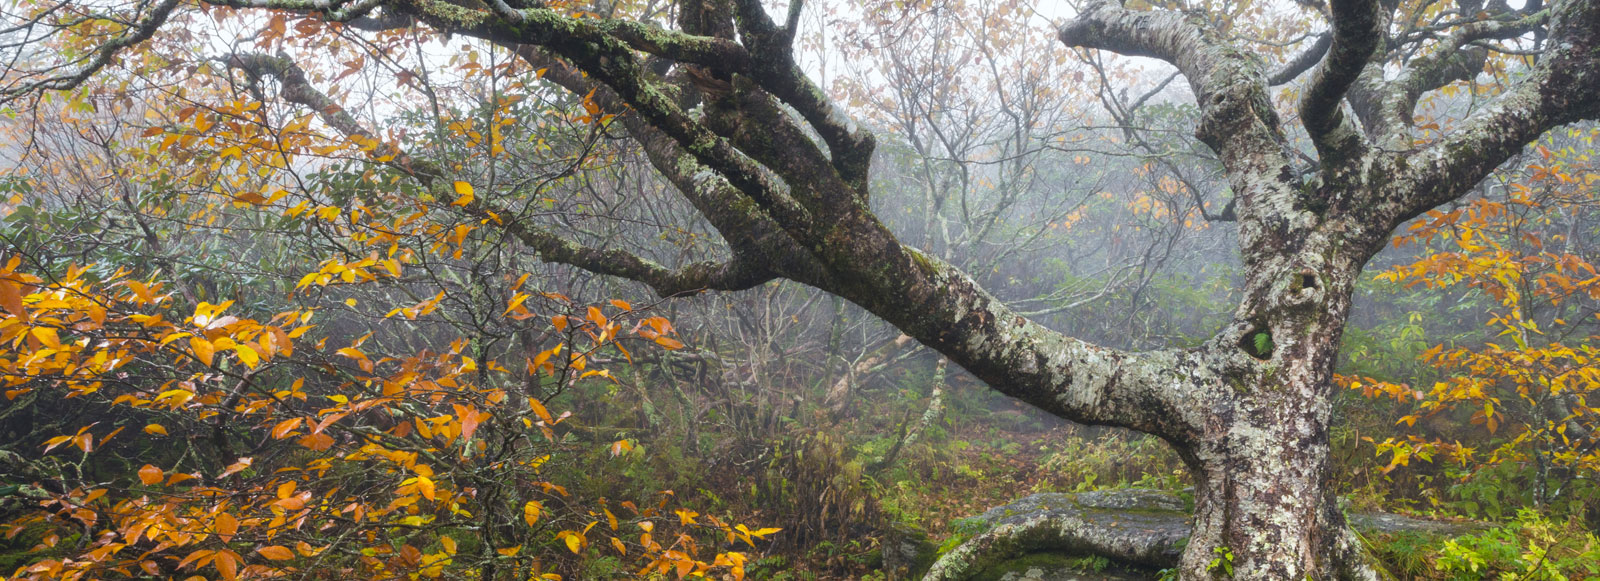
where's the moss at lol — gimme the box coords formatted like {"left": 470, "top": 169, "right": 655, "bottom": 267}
{"left": 975, "top": 551, "right": 1119, "bottom": 578}
{"left": 908, "top": 248, "right": 939, "bottom": 277}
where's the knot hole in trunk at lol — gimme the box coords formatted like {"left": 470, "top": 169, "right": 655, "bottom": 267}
{"left": 1239, "top": 321, "right": 1273, "bottom": 360}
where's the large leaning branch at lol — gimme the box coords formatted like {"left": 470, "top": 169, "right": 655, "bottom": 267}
{"left": 203, "top": 0, "right": 1217, "bottom": 442}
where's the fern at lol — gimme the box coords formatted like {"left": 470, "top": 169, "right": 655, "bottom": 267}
{"left": 1252, "top": 332, "right": 1274, "bottom": 357}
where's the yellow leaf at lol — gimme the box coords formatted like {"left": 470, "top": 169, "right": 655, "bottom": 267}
{"left": 610, "top": 537, "right": 626, "bottom": 555}
{"left": 234, "top": 344, "right": 261, "bottom": 368}
{"left": 144, "top": 424, "right": 168, "bottom": 436}
{"left": 496, "top": 545, "right": 522, "bottom": 557}
{"left": 30, "top": 327, "right": 59, "bottom": 349}
{"left": 523, "top": 500, "right": 542, "bottom": 526}
{"left": 191, "top": 336, "right": 216, "bottom": 367}
{"left": 416, "top": 476, "right": 436, "bottom": 501}
{"left": 562, "top": 532, "right": 581, "bottom": 554}
{"left": 451, "top": 181, "right": 474, "bottom": 206}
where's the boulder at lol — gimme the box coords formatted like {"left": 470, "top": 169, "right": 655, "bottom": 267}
{"left": 921, "top": 489, "right": 1485, "bottom": 581}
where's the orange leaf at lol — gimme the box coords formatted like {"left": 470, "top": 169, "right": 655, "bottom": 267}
{"left": 258, "top": 546, "right": 295, "bottom": 560}
{"left": 0, "top": 279, "right": 27, "bottom": 322}
{"left": 271, "top": 418, "right": 303, "bottom": 439}
{"left": 138, "top": 465, "right": 163, "bottom": 486}
{"left": 214, "top": 549, "right": 239, "bottom": 580}
{"left": 214, "top": 512, "right": 238, "bottom": 542}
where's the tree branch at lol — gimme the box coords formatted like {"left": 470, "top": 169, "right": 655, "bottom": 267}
{"left": 1059, "top": 0, "right": 1301, "bottom": 258}
{"left": 1268, "top": 33, "right": 1332, "bottom": 86}
{"left": 0, "top": 0, "right": 181, "bottom": 103}
{"left": 1299, "top": 0, "right": 1381, "bottom": 163}
{"left": 729, "top": 0, "right": 876, "bottom": 196}
{"left": 1368, "top": 8, "right": 1547, "bottom": 147}
{"left": 1392, "top": 0, "right": 1600, "bottom": 223}
{"left": 399, "top": 0, "right": 826, "bottom": 248}
{"left": 505, "top": 45, "right": 837, "bottom": 288}
{"left": 222, "top": 51, "right": 776, "bottom": 296}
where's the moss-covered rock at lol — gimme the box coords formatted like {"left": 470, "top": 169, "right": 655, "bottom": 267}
{"left": 924, "top": 489, "right": 1487, "bottom": 581}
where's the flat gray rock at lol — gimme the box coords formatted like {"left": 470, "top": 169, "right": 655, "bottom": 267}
{"left": 922, "top": 489, "right": 1486, "bottom": 581}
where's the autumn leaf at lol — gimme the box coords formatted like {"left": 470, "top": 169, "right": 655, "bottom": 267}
{"left": 451, "top": 181, "right": 474, "bottom": 206}
{"left": 258, "top": 546, "right": 295, "bottom": 560}
{"left": 416, "top": 476, "right": 436, "bottom": 501}
{"left": 138, "top": 465, "right": 163, "bottom": 486}
{"left": 0, "top": 278, "right": 27, "bottom": 322}
{"left": 523, "top": 500, "right": 542, "bottom": 526}
{"left": 214, "top": 549, "right": 239, "bottom": 580}
{"left": 190, "top": 336, "right": 216, "bottom": 367}
{"left": 214, "top": 512, "right": 239, "bottom": 542}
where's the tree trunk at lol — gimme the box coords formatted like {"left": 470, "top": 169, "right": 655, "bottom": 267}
{"left": 1163, "top": 229, "right": 1385, "bottom": 580}
{"left": 1181, "top": 401, "right": 1374, "bottom": 580}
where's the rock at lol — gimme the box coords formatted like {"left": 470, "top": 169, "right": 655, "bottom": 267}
{"left": 923, "top": 489, "right": 1487, "bottom": 581}
{"left": 922, "top": 489, "right": 1189, "bottom": 581}
{"left": 883, "top": 522, "right": 940, "bottom": 580}
{"left": 1350, "top": 511, "right": 1485, "bottom": 537}
{"left": 984, "top": 553, "right": 1153, "bottom": 580}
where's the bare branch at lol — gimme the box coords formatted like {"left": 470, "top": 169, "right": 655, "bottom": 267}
{"left": 222, "top": 51, "right": 776, "bottom": 295}
{"left": 1059, "top": 0, "right": 1299, "bottom": 254}
{"left": 1268, "top": 33, "right": 1332, "bottom": 86}
{"left": 0, "top": 0, "right": 181, "bottom": 103}
{"left": 1367, "top": 8, "right": 1548, "bottom": 146}
{"left": 1393, "top": 0, "right": 1600, "bottom": 222}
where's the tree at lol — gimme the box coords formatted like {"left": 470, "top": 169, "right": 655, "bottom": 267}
{"left": 1351, "top": 134, "right": 1600, "bottom": 518}
{"left": 0, "top": 39, "right": 774, "bottom": 580}
{"left": 2, "top": 0, "right": 1598, "bottom": 578}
